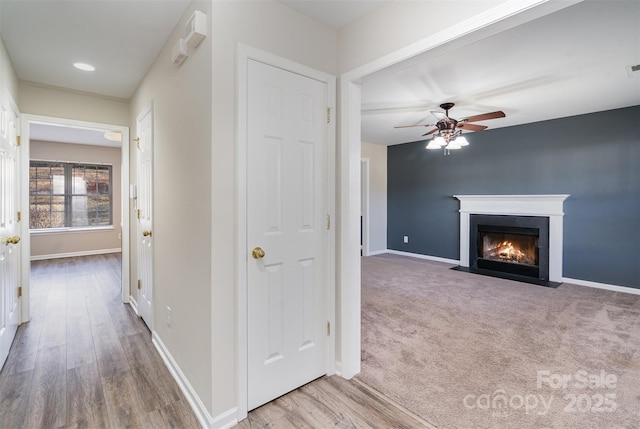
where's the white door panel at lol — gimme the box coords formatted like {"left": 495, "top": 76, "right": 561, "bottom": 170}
{"left": 247, "top": 60, "right": 328, "bottom": 409}
{"left": 136, "top": 106, "right": 153, "bottom": 329}
{"left": 0, "top": 94, "right": 20, "bottom": 369}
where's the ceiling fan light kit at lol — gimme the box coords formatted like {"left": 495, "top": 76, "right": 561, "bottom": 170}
{"left": 396, "top": 102, "right": 505, "bottom": 155}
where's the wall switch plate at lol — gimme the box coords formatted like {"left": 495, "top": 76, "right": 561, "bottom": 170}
{"left": 166, "top": 306, "right": 172, "bottom": 327}
{"left": 403, "top": 236, "right": 409, "bottom": 243}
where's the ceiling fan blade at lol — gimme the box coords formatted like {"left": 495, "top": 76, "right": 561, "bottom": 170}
{"left": 460, "top": 111, "right": 505, "bottom": 123}
{"left": 457, "top": 123, "right": 488, "bottom": 131}
{"left": 394, "top": 123, "right": 435, "bottom": 129}
{"left": 421, "top": 128, "right": 439, "bottom": 137}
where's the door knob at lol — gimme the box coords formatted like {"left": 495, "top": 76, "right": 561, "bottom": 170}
{"left": 252, "top": 247, "right": 265, "bottom": 259}
{"left": 5, "top": 236, "right": 20, "bottom": 245}
{"left": 142, "top": 230, "right": 153, "bottom": 237}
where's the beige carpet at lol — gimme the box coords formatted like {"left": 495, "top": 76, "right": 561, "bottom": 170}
{"left": 357, "top": 254, "right": 640, "bottom": 429}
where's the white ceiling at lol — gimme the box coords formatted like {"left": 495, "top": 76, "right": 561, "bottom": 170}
{"left": 279, "top": 0, "right": 383, "bottom": 29}
{"left": 1, "top": 1, "right": 638, "bottom": 148}
{"left": 362, "top": 0, "right": 640, "bottom": 145}
{"left": 0, "top": 0, "right": 191, "bottom": 100}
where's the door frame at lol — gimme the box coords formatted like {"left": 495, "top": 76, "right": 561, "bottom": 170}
{"left": 338, "top": 0, "right": 584, "bottom": 379}
{"left": 236, "top": 44, "right": 336, "bottom": 420}
{"left": 133, "top": 102, "right": 154, "bottom": 329}
{"left": 20, "top": 114, "right": 130, "bottom": 321}
{"left": 360, "top": 158, "right": 370, "bottom": 257}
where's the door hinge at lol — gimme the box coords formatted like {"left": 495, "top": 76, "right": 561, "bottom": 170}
{"left": 17, "top": 286, "right": 22, "bottom": 298}
{"left": 16, "top": 136, "right": 21, "bottom": 147}
{"left": 133, "top": 137, "right": 140, "bottom": 149}
{"left": 326, "top": 214, "right": 331, "bottom": 230}
{"left": 17, "top": 211, "right": 21, "bottom": 222}
{"left": 138, "top": 279, "right": 141, "bottom": 290}
{"left": 326, "top": 107, "right": 331, "bottom": 124}
{"left": 327, "top": 321, "right": 331, "bottom": 336}
{"left": 137, "top": 209, "right": 141, "bottom": 219}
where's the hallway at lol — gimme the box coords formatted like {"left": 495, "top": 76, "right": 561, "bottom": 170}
{"left": 0, "top": 254, "right": 200, "bottom": 428}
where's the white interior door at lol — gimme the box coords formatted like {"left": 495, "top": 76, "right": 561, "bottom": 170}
{"left": 247, "top": 59, "right": 329, "bottom": 410}
{"left": 0, "top": 93, "right": 20, "bottom": 369}
{"left": 136, "top": 106, "right": 153, "bottom": 330}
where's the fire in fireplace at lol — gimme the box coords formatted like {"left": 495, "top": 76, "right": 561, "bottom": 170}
{"left": 468, "top": 214, "right": 552, "bottom": 284}
{"left": 481, "top": 232, "right": 538, "bottom": 266}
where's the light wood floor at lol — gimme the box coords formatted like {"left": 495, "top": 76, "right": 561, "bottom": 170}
{"left": 233, "top": 376, "right": 433, "bottom": 429}
{"left": 0, "top": 254, "right": 430, "bottom": 429}
{"left": 0, "top": 254, "right": 201, "bottom": 429}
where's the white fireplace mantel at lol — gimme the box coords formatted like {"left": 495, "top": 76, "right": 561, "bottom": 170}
{"left": 453, "top": 194, "right": 569, "bottom": 282}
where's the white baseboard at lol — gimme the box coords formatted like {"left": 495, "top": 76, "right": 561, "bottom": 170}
{"left": 152, "top": 332, "right": 238, "bottom": 429}
{"left": 30, "top": 248, "right": 121, "bottom": 261}
{"left": 563, "top": 277, "right": 640, "bottom": 295}
{"left": 334, "top": 360, "right": 343, "bottom": 377}
{"left": 386, "top": 249, "right": 460, "bottom": 265}
{"left": 128, "top": 297, "right": 140, "bottom": 316}
{"left": 366, "top": 249, "right": 388, "bottom": 256}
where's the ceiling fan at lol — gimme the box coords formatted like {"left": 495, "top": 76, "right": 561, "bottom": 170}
{"left": 394, "top": 102, "right": 505, "bottom": 153}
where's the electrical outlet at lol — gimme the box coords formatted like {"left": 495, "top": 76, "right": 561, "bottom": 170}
{"left": 166, "top": 306, "right": 172, "bottom": 327}
{"left": 403, "top": 235, "right": 409, "bottom": 243}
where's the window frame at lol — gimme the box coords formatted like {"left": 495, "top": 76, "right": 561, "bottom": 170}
{"left": 29, "top": 160, "right": 114, "bottom": 231}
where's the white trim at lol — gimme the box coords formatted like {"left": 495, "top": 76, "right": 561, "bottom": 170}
{"left": 21, "top": 113, "right": 131, "bottom": 315}
{"left": 386, "top": 250, "right": 459, "bottom": 265}
{"left": 360, "top": 159, "right": 370, "bottom": 256}
{"left": 30, "top": 226, "right": 115, "bottom": 235}
{"left": 30, "top": 248, "right": 122, "bottom": 261}
{"left": 563, "top": 278, "right": 640, "bottom": 296}
{"left": 339, "top": 80, "right": 362, "bottom": 379}
{"left": 211, "top": 408, "right": 240, "bottom": 429}
{"left": 339, "top": 0, "right": 584, "bottom": 378}
{"left": 152, "top": 332, "right": 228, "bottom": 429}
{"left": 235, "top": 43, "right": 336, "bottom": 420}
{"left": 367, "top": 249, "right": 388, "bottom": 256}
{"left": 128, "top": 296, "right": 140, "bottom": 316}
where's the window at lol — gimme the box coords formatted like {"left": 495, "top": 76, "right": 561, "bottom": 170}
{"left": 29, "top": 161, "right": 113, "bottom": 229}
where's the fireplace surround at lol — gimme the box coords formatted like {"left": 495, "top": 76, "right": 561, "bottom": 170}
{"left": 454, "top": 195, "right": 569, "bottom": 286}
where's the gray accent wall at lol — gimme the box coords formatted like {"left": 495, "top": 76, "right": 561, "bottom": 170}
{"left": 387, "top": 105, "right": 640, "bottom": 288}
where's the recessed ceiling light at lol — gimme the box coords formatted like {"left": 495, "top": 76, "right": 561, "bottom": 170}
{"left": 73, "top": 62, "right": 95, "bottom": 72}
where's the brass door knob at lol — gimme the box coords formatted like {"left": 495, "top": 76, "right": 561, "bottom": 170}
{"left": 5, "top": 236, "right": 20, "bottom": 245}
{"left": 252, "top": 247, "right": 265, "bottom": 259}
{"left": 142, "top": 230, "right": 153, "bottom": 237}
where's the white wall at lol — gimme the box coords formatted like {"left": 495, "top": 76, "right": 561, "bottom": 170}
{"left": 29, "top": 140, "right": 122, "bottom": 258}
{"left": 361, "top": 142, "right": 387, "bottom": 254}
{"left": 129, "top": 0, "right": 214, "bottom": 418}
{"left": 18, "top": 82, "right": 129, "bottom": 126}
